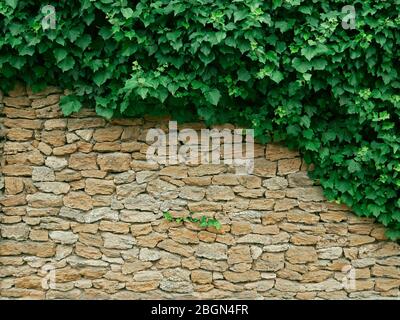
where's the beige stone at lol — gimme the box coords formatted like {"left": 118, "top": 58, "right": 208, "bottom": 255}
{"left": 286, "top": 246, "right": 317, "bottom": 264}
{"left": 85, "top": 178, "right": 115, "bottom": 195}
{"left": 69, "top": 153, "right": 98, "bottom": 170}
{"left": 93, "top": 127, "right": 123, "bottom": 142}
{"left": 98, "top": 153, "right": 131, "bottom": 172}
{"left": 63, "top": 191, "right": 93, "bottom": 211}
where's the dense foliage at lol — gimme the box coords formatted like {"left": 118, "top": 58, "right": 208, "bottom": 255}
{"left": 1, "top": 0, "right": 400, "bottom": 239}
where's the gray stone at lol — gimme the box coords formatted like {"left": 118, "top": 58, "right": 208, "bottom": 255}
{"left": 196, "top": 243, "right": 227, "bottom": 260}
{"left": 32, "top": 166, "right": 55, "bottom": 182}
{"left": 45, "top": 156, "right": 68, "bottom": 171}
{"left": 49, "top": 231, "right": 78, "bottom": 244}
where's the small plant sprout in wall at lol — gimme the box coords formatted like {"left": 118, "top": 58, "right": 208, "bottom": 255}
{"left": 163, "top": 211, "right": 222, "bottom": 230}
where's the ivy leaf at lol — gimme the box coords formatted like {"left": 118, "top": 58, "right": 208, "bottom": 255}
{"left": 292, "top": 58, "right": 311, "bottom": 73}
{"left": 58, "top": 56, "right": 75, "bottom": 71}
{"left": 205, "top": 88, "right": 221, "bottom": 106}
{"left": 121, "top": 7, "right": 134, "bottom": 19}
{"left": 54, "top": 48, "right": 68, "bottom": 63}
{"left": 60, "top": 95, "right": 82, "bottom": 116}
{"left": 5, "top": 0, "right": 18, "bottom": 9}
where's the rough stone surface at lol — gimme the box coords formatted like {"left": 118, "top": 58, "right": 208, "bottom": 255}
{"left": 0, "top": 87, "right": 399, "bottom": 300}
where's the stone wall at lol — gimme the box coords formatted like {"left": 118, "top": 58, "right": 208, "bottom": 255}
{"left": 0, "top": 85, "right": 399, "bottom": 300}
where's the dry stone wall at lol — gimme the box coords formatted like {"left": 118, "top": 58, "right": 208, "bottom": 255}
{"left": 0, "top": 85, "right": 399, "bottom": 300}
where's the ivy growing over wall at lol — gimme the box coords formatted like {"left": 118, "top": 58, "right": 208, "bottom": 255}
{"left": 1, "top": 0, "right": 399, "bottom": 239}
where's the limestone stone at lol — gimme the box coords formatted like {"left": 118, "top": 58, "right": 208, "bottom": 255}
{"left": 188, "top": 164, "right": 226, "bottom": 177}
{"left": 159, "top": 166, "right": 188, "bottom": 178}
{"left": 6, "top": 128, "right": 33, "bottom": 141}
{"left": 139, "top": 248, "right": 161, "bottom": 261}
{"left": 158, "top": 239, "right": 194, "bottom": 257}
{"left": 196, "top": 243, "right": 227, "bottom": 260}
{"left": 238, "top": 175, "right": 262, "bottom": 188}
{"left": 253, "top": 158, "right": 277, "bottom": 177}
{"left": 223, "top": 270, "right": 261, "bottom": 283}
{"left": 262, "top": 177, "right": 288, "bottom": 190}
{"left": 317, "top": 247, "right": 343, "bottom": 260}
{"left": 211, "top": 174, "right": 239, "bottom": 185}
{"left": 191, "top": 270, "right": 212, "bottom": 284}
{"left": 49, "top": 231, "right": 78, "bottom": 244}
{"left": 85, "top": 178, "right": 115, "bottom": 195}
{"left": 93, "top": 127, "right": 123, "bottom": 142}
{"left": 206, "top": 186, "right": 235, "bottom": 201}
{"left": 169, "top": 228, "right": 199, "bottom": 244}
{"left": 182, "top": 176, "right": 212, "bottom": 186}
{"left": 265, "top": 144, "right": 299, "bottom": 161}
{"left": 286, "top": 246, "right": 318, "bottom": 264}
{"left": 288, "top": 171, "right": 313, "bottom": 187}
{"left": 4, "top": 177, "right": 24, "bottom": 194}
{"left": 35, "top": 182, "right": 70, "bottom": 194}
{"left": 55, "top": 169, "right": 81, "bottom": 182}
{"left": 97, "top": 153, "right": 131, "bottom": 172}
{"left": 227, "top": 246, "right": 252, "bottom": 264}
{"left": 179, "top": 186, "right": 205, "bottom": 201}
{"left": 103, "top": 233, "right": 135, "bottom": 249}
{"left": 0, "top": 223, "right": 30, "bottom": 240}
{"left": 69, "top": 153, "right": 98, "bottom": 170}
{"left": 53, "top": 144, "right": 78, "bottom": 156}
{"left": 135, "top": 171, "right": 158, "bottom": 184}
{"left": 63, "top": 192, "right": 93, "bottom": 211}
{"left": 287, "top": 210, "right": 319, "bottom": 224}
{"left": 231, "top": 221, "right": 252, "bottom": 235}
{"left": 27, "top": 193, "right": 63, "bottom": 208}
{"left": 286, "top": 187, "right": 325, "bottom": 202}
{"left": 124, "top": 194, "right": 160, "bottom": 212}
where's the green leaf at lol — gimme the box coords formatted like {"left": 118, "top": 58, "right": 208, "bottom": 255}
{"left": 60, "top": 95, "right": 82, "bottom": 116}
{"left": 54, "top": 48, "right": 68, "bottom": 63}
{"left": 121, "top": 7, "right": 134, "bottom": 19}
{"left": 292, "top": 58, "right": 311, "bottom": 73}
{"left": 205, "top": 88, "right": 221, "bottom": 106}
{"left": 58, "top": 56, "right": 75, "bottom": 71}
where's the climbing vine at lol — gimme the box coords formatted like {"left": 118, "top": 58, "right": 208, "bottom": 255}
{"left": 1, "top": 0, "right": 400, "bottom": 239}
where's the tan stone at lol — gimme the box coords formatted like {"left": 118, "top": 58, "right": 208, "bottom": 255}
{"left": 27, "top": 193, "right": 62, "bottom": 208}
{"left": 79, "top": 233, "right": 104, "bottom": 247}
{"left": 93, "top": 127, "right": 123, "bottom": 142}
{"left": 375, "top": 279, "right": 400, "bottom": 292}
{"left": 69, "top": 153, "right": 98, "bottom": 170}
{"left": 348, "top": 235, "right": 375, "bottom": 246}
{"left": 188, "top": 201, "right": 222, "bottom": 212}
{"left": 278, "top": 158, "right": 301, "bottom": 175}
{"left": 231, "top": 221, "right": 252, "bottom": 235}
{"left": 158, "top": 239, "right": 194, "bottom": 257}
{"left": 68, "top": 118, "right": 106, "bottom": 131}
{"left": 253, "top": 158, "right": 277, "bottom": 177}
{"left": 0, "top": 241, "right": 56, "bottom": 257}
{"left": 6, "top": 128, "right": 33, "bottom": 141}
{"left": 14, "top": 276, "right": 43, "bottom": 290}
{"left": 223, "top": 271, "right": 261, "bottom": 283}
{"left": 320, "top": 211, "right": 348, "bottom": 222}
{"left": 228, "top": 246, "right": 252, "bottom": 264}
{"left": 248, "top": 199, "right": 275, "bottom": 210}
{"left": 53, "top": 144, "right": 78, "bottom": 156}
{"left": 130, "top": 224, "right": 153, "bottom": 236}
{"left": 371, "top": 265, "right": 400, "bottom": 279}
{"left": 238, "top": 175, "right": 262, "bottom": 188}
{"left": 4, "top": 118, "right": 42, "bottom": 129}
{"left": 99, "top": 221, "right": 130, "bottom": 234}
{"left": 286, "top": 246, "right": 317, "bottom": 264}
{"left": 206, "top": 186, "right": 235, "bottom": 201}
{"left": 2, "top": 165, "right": 32, "bottom": 176}
{"left": 159, "top": 166, "right": 188, "bottom": 178}
{"left": 3, "top": 97, "right": 30, "bottom": 107}
{"left": 56, "top": 169, "right": 81, "bottom": 182}
{"left": 126, "top": 281, "right": 159, "bottom": 292}
{"left": 182, "top": 176, "right": 211, "bottom": 186}
{"left": 75, "top": 242, "right": 102, "bottom": 259}
{"left": 4, "top": 177, "right": 24, "bottom": 194}
{"left": 63, "top": 191, "right": 93, "bottom": 211}
{"left": 291, "top": 233, "right": 320, "bottom": 245}
{"left": 169, "top": 228, "right": 199, "bottom": 244}
{"left": 122, "top": 261, "right": 153, "bottom": 274}
{"left": 98, "top": 153, "right": 131, "bottom": 172}
{"left": 85, "top": 178, "right": 115, "bottom": 195}
{"left": 188, "top": 164, "right": 226, "bottom": 177}
{"left": 191, "top": 270, "right": 212, "bottom": 284}
{"left": 286, "top": 187, "right": 325, "bottom": 202}
{"left": 41, "top": 130, "right": 65, "bottom": 147}
{"left": 93, "top": 142, "right": 121, "bottom": 152}
{"left": 252, "top": 224, "right": 280, "bottom": 235}
{"left": 29, "top": 229, "right": 48, "bottom": 241}
{"left": 287, "top": 210, "right": 319, "bottom": 224}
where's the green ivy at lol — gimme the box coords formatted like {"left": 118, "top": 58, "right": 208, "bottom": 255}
{"left": 163, "top": 211, "right": 222, "bottom": 230}
{"left": 1, "top": 0, "right": 400, "bottom": 240}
